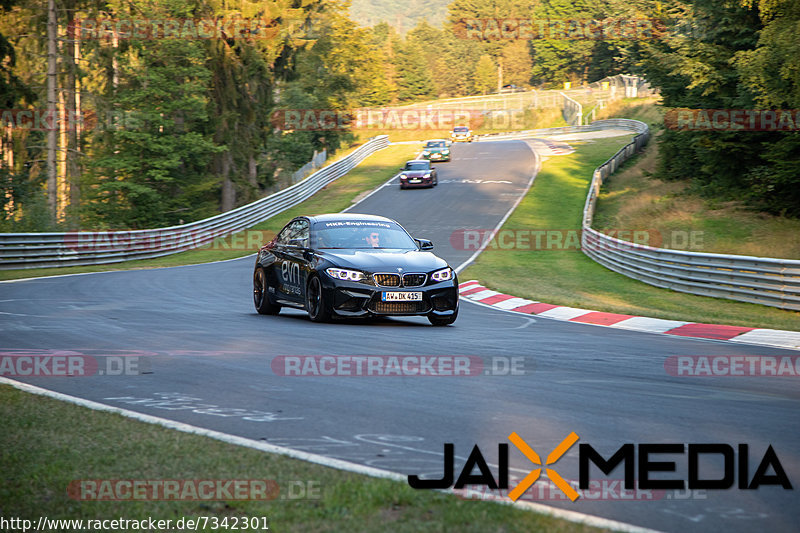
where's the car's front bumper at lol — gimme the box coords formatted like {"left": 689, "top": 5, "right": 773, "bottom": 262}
{"left": 400, "top": 176, "right": 434, "bottom": 187}
{"left": 319, "top": 275, "right": 458, "bottom": 318}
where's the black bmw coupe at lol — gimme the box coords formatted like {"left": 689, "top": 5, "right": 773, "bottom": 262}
{"left": 253, "top": 214, "right": 459, "bottom": 325}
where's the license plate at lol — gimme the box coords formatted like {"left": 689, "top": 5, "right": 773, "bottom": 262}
{"left": 382, "top": 292, "right": 423, "bottom": 302}
{"left": 409, "top": 178, "right": 420, "bottom": 183}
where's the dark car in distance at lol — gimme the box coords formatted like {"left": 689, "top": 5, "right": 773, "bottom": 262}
{"left": 421, "top": 139, "right": 451, "bottom": 162}
{"left": 398, "top": 159, "right": 438, "bottom": 189}
{"left": 253, "top": 214, "right": 459, "bottom": 325}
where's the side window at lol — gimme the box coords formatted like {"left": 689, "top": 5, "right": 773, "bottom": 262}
{"left": 291, "top": 219, "right": 309, "bottom": 247}
{"left": 276, "top": 222, "right": 295, "bottom": 245}
{"left": 277, "top": 219, "right": 309, "bottom": 247}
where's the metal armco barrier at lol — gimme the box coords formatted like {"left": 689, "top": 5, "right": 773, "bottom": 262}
{"left": 580, "top": 119, "right": 800, "bottom": 311}
{"left": 561, "top": 92, "right": 583, "bottom": 126}
{"left": 0, "top": 136, "right": 389, "bottom": 270}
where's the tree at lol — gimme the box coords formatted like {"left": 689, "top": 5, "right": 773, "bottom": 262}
{"left": 474, "top": 54, "right": 497, "bottom": 94}
{"left": 393, "top": 39, "right": 435, "bottom": 101}
{"left": 501, "top": 40, "right": 532, "bottom": 86}
{"left": 639, "top": 0, "right": 800, "bottom": 217}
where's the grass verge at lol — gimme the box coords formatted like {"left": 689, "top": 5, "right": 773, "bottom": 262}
{"left": 462, "top": 136, "right": 800, "bottom": 331}
{"left": 593, "top": 98, "right": 800, "bottom": 259}
{"left": 0, "top": 384, "right": 604, "bottom": 533}
{"left": 0, "top": 144, "right": 417, "bottom": 282}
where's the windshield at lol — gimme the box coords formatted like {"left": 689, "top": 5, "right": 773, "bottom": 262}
{"left": 404, "top": 162, "right": 430, "bottom": 171}
{"left": 425, "top": 141, "right": 446, "bottom": 148}
{"left": 313, "top": 220, "right": 417, "bottom": 250}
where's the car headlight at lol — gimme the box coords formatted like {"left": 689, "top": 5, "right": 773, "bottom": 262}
{"left": 423, "top": 173, "right": 431, "bottom": 178}
{"left": 431, "top": 267, "right": 453, "bottom": 282}
{"left": 326, "top": 268, "right": 366, "bottom": 282}
{"left": 400, "top": 173, "right": 407, "bottom": 180}
{"left": 422, "top": 151, "right": 430, "bottom": 155}
{"left": 442, "top": 150, "right": 449, "bottom": 154}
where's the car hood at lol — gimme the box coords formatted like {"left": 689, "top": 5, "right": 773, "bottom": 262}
{"left": 401, "top": 170, "right": 430, "bottom": 177}
{"left": 318, "top": 249, "right": 448, "bottom": 272}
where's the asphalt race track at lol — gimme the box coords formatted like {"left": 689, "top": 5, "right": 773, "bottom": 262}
{"left": 2, "top": 140, "right": 799, "bottom": 533}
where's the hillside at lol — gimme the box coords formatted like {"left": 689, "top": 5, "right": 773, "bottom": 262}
{"left": 349, "top": 0, "right": 451, "bottom": 33}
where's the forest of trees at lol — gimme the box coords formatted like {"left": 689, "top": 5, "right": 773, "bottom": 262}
{"left": 640, "top": 0, "right": 800, "bottom": 217}
{"left": 1, "top": 0, "right": 798, "bottom": 232}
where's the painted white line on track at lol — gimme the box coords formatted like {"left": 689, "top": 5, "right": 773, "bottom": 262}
{"left": 729, "top": 329, "right": 800, "bottom": 350}
{"left": 493, "top": 297, "right": 536, "bottom": 310}
{"left": 0, "top": 376, "right": 664, "bottom": 533}
{"left": 0, "top": 253, "right": 257, "bottom": 284}
{"left": 468, "top": 290, "right": 501, "bottom": 301}
{"left": 536, "top": 307, "right": 593, "bottom": 320}
{"left": 455, "top": 141, "right": 541, "bottom": 274}
{"left": 611, "top": 316, "right": 689, "bottom": 334}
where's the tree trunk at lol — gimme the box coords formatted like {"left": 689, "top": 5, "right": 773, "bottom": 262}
{"left": 46, "top": 0, "right": 58, "bottom": 223}
{"left": 497, "top": 60, "right": 503, "bottom": 93}
{"left": 248, "top": 155, "right": 258, "bottom": 188}
{"left": 65, "top": 0, "right": 80, "bottom": 228}
{"left": 220, "top": 152, "right": 235, "bottom": 212}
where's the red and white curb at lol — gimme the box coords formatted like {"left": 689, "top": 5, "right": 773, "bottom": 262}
{"left": 459, "top": 280, "right": 800, "bottom": 351}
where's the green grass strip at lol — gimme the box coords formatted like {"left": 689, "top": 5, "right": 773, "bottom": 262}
{"left": 462, "top": 137, "right": 800, "bottom": 331}
{"left": 1, "top": 384, "right": 605, "bottom": 532}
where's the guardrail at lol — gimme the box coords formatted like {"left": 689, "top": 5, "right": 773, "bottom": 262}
{"left": 561, "top": 92, "right": 583, "bottom": 126}
{"left": 474, "top": 122, "right": 621, "bottom": 142}
{"left": 580, "top": 119, "right": 800, "bottom": 311}
{"left": 0, "top": 136, "right": 389, "bottom": 270}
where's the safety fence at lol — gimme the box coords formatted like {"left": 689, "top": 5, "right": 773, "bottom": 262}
{"left": 0, "top": 136, "right": 388, "bottom": 270}
{"left": 580, "top": 120, "right": 800, "bottom": 311}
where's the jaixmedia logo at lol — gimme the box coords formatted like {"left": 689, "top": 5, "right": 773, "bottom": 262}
{"left": 408, "top": 433, "right": 793, "bottom": 502}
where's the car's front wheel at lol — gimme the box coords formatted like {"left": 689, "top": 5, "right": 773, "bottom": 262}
{"left": 305, "top": 275, "right": 332, "bottom": 323}
{"left": 428, "top": 308, "right": 457, "bottom": 326}
{"left": 253, "top": 267, "right": 281, "bottom": 315}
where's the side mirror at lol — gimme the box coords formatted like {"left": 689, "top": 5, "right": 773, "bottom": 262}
{"left": 415, "top": 238, "right": 434, "bottom": 251}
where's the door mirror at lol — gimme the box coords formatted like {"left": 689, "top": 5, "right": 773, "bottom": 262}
{"left": 415, "top": 238, "right": 434, "bottom": 251}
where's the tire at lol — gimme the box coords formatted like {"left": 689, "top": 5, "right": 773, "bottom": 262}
{"left": 305, "top": 275, "right": 332, "bottom": 323}
{"left": 253, "top": 267, "right": 281, "bottom": 315}
{"left": 428, "top": 308, "right": 457, "bottom": 326}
